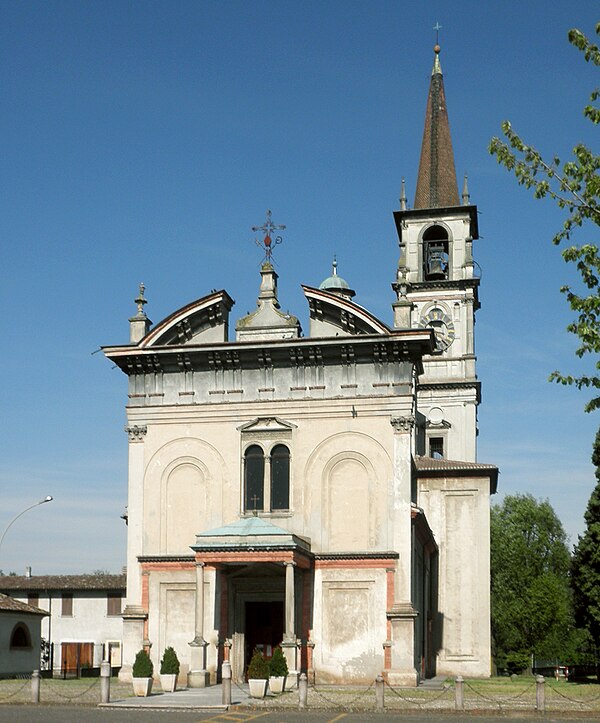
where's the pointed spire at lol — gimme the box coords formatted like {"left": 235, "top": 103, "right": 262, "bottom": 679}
{"left": 462, "top": 173, "right": 470, "bottom": 205}
{"left": 400, "top": 178, "right": 407, "bottom": 211}
{"left": 413, "top": 44, "right": 459, "bottom": 209}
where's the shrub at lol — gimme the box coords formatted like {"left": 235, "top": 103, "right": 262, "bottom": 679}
{"left": 160, "top": 646, "right": 180, "bottom": 675}
{"left": 247, "top": 648, "right": 269, "bottom": 680}
{"left": 269, "top": 647, "right": 288, "bottom": 677}
{"left": 505, "top": 651, "right": 530, "bottom": 675}
{"left": 132, "top": 649, "right": 154, "bottom": 678}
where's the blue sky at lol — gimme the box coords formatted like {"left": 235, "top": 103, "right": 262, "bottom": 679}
{"left": 0, "top": 1, "right": 598, "bottom": 574}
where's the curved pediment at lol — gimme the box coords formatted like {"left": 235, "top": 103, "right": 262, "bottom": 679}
{"left": 139, "top": 290, "right": 234, "bottom": 348}
{"left": 302, "top": 286, "right": 389, "bottom": 337}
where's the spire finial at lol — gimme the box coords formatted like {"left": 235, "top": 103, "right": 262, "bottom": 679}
{"left": 462, "top": 174, "right": 470, "bottom": 205}
{"left": 400, "top": 177, "right": 407, "bottom": 211}
{"left": 433, "top": 21, "right": 442, "bottom": 46}
{"left": 332, "top": 255, "right": 338, "bottom": 275}
{"left": 134, "top": 282, "right": 148, "bottom": 317}
{"left": 252, "top": 209, "right": 286, "bottom": 263}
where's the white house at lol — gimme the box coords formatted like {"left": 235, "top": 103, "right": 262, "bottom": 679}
{"left": 0, "top": 574, "right": 125, "bottom": 675}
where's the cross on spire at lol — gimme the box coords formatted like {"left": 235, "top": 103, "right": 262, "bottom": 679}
{"left": 433, "top": 21, "right": 442, "bottom": 45}
{"left": 252, "top": 209, "right": 286, "bottom": 262}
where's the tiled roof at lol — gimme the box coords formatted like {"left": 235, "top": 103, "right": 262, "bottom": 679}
{"left": 0, "top": 593, "right": 48, "bottom": 615}
{"left": 0, "top": 574, "right": 125, "bottom": 593}
{"left": 415, "top": 455, "right": 498, "bottom": 494}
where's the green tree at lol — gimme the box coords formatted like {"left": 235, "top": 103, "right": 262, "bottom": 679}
{"left": 489, "top": 23, "right": 600, "bottom": 412}
{"left": 491, "top": 494, "right": 573, "bottom": 669}
{"left": 572, "top": 429, "right": 600, "bottom": 678}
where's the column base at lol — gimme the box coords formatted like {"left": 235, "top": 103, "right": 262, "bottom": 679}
{"left": 187, "top": 670, "right": 210, "bottom": 687}
{"left": 386, "top": 670, "right": 418, "bottom": 687}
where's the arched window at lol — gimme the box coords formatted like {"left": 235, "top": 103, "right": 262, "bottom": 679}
{"left": 270, "top": 445, "right": 290, "bottom": 511}
{"left": 422, "top": 225, "right": 449, "bottom": 281}
{"left": 244, "top": 445, "right": 264, "bottom": 512}
{"left": 10, "top": 623, "right": 31, "bottom": 649}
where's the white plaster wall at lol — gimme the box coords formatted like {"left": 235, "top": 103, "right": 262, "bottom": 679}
{"left": 312, "top": 567, "right": 387, "bottom": 683}
{"left": 0, "top": 612, "right": 43, "bottom": 675}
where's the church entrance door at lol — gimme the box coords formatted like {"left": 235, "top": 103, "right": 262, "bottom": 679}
{"left": 244, "top": 600, "right": 284, "bottom": 673}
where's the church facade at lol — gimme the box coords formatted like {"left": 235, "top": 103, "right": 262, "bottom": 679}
{"left": 104, "top": 45, "right": 497, "bottom": 686}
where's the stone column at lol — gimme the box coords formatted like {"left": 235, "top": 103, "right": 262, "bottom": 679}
{"left": 282, "top": 561, "right": 298, "bottom": 686}
{"left": 388, "top": 415, "right": 418, "bottom": 686}
{"left": 120, "top": 424, "right": 147, "bottom": 682}
{"left": 188, "top": 562, "right": 210, "bottom": 687}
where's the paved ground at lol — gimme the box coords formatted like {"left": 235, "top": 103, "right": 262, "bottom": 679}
{"left": 0, "top": 708, "right": 598, "bottom": 722}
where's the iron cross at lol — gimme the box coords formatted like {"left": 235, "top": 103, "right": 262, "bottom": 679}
{"left": 252, "top": 209, "right": 286, "bottom": 262}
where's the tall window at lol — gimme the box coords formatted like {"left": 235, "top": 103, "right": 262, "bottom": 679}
{"left": 423, "top": 225, "right": 449, "bottom": 281}
{"left": 429, "top": 436, "right": 444, "bottom": 459}
{"left": 244, "top": 445, "right": 264, "bottom": 512}
{"left": 28, "top": 593, "right": 39, "bottom": 607}
{"left": 62, "top": 593, "right": 73, "bottom": 617}
{"left": 10, "top": 623, "right": 31, "bottom": 649}
{"left": 270, "top": 445, "right": 290, "bottom": 511}
{"left": 107, "top": 593, "right": 122, "bottom": 616}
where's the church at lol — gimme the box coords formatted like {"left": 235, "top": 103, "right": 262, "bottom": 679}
{"left": 103, "top": 44, "right": 498, "bottom": 687}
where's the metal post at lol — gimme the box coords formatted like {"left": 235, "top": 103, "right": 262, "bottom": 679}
{"left": 298, "top": 672, "right": 308, "bottom": 709}
{"left": 31, "top": 670, "right": 40, "bottom": 704}
{"left": 375, "top": 674, "right": 384, "bottom": 710}
{"left": 536, "top": 675, "right": 545, "bottom": 712}
{"left": 221, "top": 661, "right": 232, "bottom": 706}
{"left": 455, "top": 675, "right": 464, "bottom": 710}
{"left": 100, "top": 660, "right": 111, "bottom": 704}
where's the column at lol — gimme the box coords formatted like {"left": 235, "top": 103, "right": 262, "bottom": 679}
{"left": 388, "top": 415, "right": 418, "bottom": 686}
{"left": 120, "top": 424, "right": 147, "bottom": 683}
{"left": 281, "top": 561, "right": 299, "bottom": 686}
{"left": 188, "top": 562, "right": 210, "bottom": 687}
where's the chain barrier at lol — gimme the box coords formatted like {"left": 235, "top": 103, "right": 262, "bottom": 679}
{"left": 546, "top": 683, "right": 600, "bottom": 706}
{"left": 40, "top": 675, "right": 100, "bottom": 700}
{"left": 309, "top": 680, "right": 375, "bottom": 709}
{"left": 383, "top": 679, "right": 453, "bottom": 707}
{"left": 463, "top": 679, "right": 535, "bottom": 709}
{"left": 0, "top": 677, "right": 31, "bottom": 701}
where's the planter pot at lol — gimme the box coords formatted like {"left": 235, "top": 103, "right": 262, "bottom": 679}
{"left": 160, "top": 673, "right": 177, "bottom": 693}
{"left": 248, "top": 678, "right": 268, "bottom": 698}
{"left": 269, "top": 675, "right": 286, "bottom": 694}
{"left": 132, "top": 677, "right": 153, "bottom": 697}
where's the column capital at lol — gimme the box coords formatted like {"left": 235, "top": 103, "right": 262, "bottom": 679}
{"left": 283, "top": 560, "right": 297, "bottom": 568}
{"left": 125, "top": 424, "right": 147, "bottom": 442}
{"left": 195, "top": 561, "right": 206, "bottom": 569}
{"left": 390, "top": 415, "right": 415, "bottom": 433}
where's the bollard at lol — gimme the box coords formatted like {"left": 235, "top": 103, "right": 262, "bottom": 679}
{"left": 100, "top": 660, "right": 111, "bottom": 704}
{"left": 31, "top": 670, "right": 41, "bottom": 704}
{"left": 455, "top": 675, "right": 464, "bottom": 710}
{"left": 536, "top": 675, "right": 545, "bottom": 712}
{"left": 375, "top": 674, "right": 384, "bottom": 711}
{"left": 298, "top": 672, "right": 308, "bottom": 709}
{"left": 221, "top": 661, "right": 232, "bottom": 706}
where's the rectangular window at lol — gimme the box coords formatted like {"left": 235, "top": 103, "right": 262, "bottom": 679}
{"left": 107, "top": 593, "right": 122, "bottom": 616}
{"left": 429, "top": 436, "right": 444, "bottom": 459}
{"left": 28, "top": 593, "right": 39, "bottom": 607}
{"left": 61, "top": 593, "right": 73, "bottom": 617}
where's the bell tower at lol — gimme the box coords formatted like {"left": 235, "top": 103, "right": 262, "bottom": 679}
{"left": 393, "top": 44, "right": 480, "bottom": 462}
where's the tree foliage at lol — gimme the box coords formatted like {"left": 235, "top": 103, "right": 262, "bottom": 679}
{"left": 489, "top": 23, "right": 600, "bottom": 412}
{"left": 491, "top": 494, "right": 573, "bottom": 667}
{"left": 572, "top": 428, "right": 600, "bottom": 667}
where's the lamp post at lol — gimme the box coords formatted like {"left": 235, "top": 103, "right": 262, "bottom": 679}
{"left": 0, "top": 496, "right": 54, "bottom": 562}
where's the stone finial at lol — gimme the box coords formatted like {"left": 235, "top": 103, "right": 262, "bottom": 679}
{"left": 400, "top": 178, "right": 407, "bottom": 211}
{"left": 129, "top": 282, "right": 152, "bottom": 344}
{"left": 462, "top": 174, "right": 470, "bottom": 205}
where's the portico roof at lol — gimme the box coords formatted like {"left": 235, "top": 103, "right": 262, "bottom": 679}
{"left": 191, "top": 517, "right": 311, "bottom": 554}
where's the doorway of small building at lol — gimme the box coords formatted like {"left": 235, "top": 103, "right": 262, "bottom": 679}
{"left": 60, "top": 642, "right": 93, "bottom": 678}
{"left": 244, "top": 600, "right": 284, "bottom": 676}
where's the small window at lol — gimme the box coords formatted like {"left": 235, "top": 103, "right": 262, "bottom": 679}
{"left": 244, "top": 445, "right": 264, "bottom": 512}
{"left": 270, "top": 445, "right": 290, "bottom": 511}
{"left": 107, "top": 593, "right": 122, "bottom": 617}
{"left": 28, "top": 593, "right": 39, "bottom": 607}
{"left": 10, "top": 623, "right": 31, "bottom": 649}
{"left": 62, "top": 593, "right": 73, "bottom": 617}
{"left": 423, "top": 226, "right": 449, "bottom": 281}
{"left": 429, "top": 437, "right": 444, "bottom": 459}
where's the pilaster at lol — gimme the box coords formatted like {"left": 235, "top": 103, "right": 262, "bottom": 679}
{"left": 188, "top": 562, "right": 210, "bottom": 687}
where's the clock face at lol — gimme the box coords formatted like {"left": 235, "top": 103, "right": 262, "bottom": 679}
{"left": 419, "top": 308, "right": 455, "bottom": 352}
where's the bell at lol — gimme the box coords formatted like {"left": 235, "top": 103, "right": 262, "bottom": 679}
{"left": 426, "top": 244, "right": 447, "bottom": 280}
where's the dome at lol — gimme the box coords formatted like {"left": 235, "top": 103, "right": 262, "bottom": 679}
{"left": 318, "top": 258, "right": 355, "bottom": 298}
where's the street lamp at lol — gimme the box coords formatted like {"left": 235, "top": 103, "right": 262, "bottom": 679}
{"left": 0, "top": 496, "right": 54, "bottom": 561}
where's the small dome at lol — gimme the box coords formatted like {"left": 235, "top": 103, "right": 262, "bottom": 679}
{"left": 318, "top": 258, "right": 355, "bottom": 298}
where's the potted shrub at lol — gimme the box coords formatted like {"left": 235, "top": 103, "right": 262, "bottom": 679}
{"left": 132, "top": 649, "right": 154, "bottom": 697}
{"left": 247, "top": 648, "right": 269, "bottom": 698}
{"left": 159, "top": 646, "right": 180, "bottom": 693}
{"left": 268, "top": 646, "right": 288, "bottom": 693}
